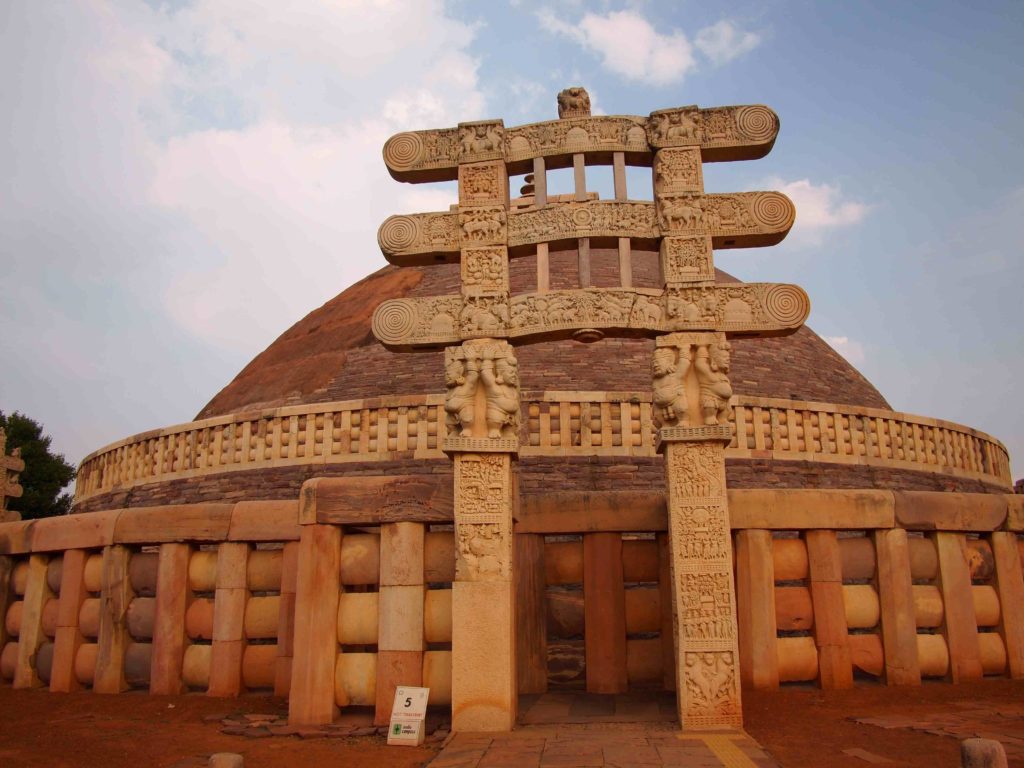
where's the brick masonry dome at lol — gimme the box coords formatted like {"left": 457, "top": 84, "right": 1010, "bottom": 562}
{"left": 197, "top": 248, "right": 890, "bottom": 419}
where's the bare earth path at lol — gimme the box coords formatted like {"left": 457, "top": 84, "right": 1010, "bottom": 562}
{"left": 0, "top": 679, "right": 1021, "bottom": 767}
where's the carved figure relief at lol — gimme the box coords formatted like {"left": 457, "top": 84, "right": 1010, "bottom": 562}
{"left": 680, "top": 571, "right": 735, "bottom": 640}
{"left": 667, "top": 442, "right": 725, "bottom": 499}
{"left": 658, "top": 195, "right": 706, "bottom": 231}
{"left": 654, "top": 148, "right": 702, "bottom": 194}
{"left": 507, "top": 201, "right": 658, "bottom": 246}
{"left": 674, "top": 506, "right": 730, "bottom": 562}
{"left": 557, "top": 87, "right": 591, "bottom": 119}
{"left": 444, "top": 342, "right": 520, "bottom": 440}
{"left": 444, "top": 356, "right": 479, "bottom": 437}
{"left": 381, "top": 105, "right": 780, "bottom": 177}
{"left": 684, "top": 652, "right": 740, "bottom": 717}
{"left": 652, "top": 346, "right": 690, "bottom": 428}
{"left": 461, "top": 247, "right": 508, "bottom": 295}
{"left": 650, "top": 109, "right": 703, "bottom": 145}
{"left": 695, "top": 341, "right": 733, "bottom": 426}
{"left": 456, "top": 522, "right": 510, "bottom": 580}
{"left": 455, "top": 453, "right": 512, "bottom": 517}
{"left": 460, "top": 207, "right": 507, "bottom": 245}
{"left": 459, "top": 295, "right": 509, "bottom": 335}
{"left": 505, "top": 117, "right": 648, "bottom": 162}
{"left": 372, "top": 283, "right": 808, "bottom": 346}
{"left": 459, "top": 122, "right": 504, "bottom": 158}
{"left": 483, "top": 352, "right": 520, "bottom": 439}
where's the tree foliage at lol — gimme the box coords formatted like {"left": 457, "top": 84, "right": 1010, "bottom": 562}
{"left": 1, "top": 411, "right": 76, "bottom": 519}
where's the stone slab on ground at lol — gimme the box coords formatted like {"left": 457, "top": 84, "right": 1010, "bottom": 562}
{"left": 854, "top": 701, "right": 1024, "bottom": 764}
{"left": 427, "top": 726, "right": 779, "bottom": 768}
{"left": 519, "top": 692, "right": 677, "bottom": 725}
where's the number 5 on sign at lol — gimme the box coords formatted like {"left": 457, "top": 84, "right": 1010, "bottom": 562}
{"left": 387, "top": 686, "right": 430, "bottom": 746}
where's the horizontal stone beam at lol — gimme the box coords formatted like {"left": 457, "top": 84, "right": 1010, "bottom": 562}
{"left": 0, "top": 500, "right": 301, "bottom": 555}
{"left": 377, "top": 194, "right": 795, "bottom": 265}
{"left": 301, "top": 475, "right": 454, "bottom": 526}
{"left": 382, "top": 105, "right": 780, "bottom": 182}
{"left": 2, "top": 489, "right": 1021, "bottom": 555}
{"left": 372, "top": 283, "right": 810, "bottom": 347}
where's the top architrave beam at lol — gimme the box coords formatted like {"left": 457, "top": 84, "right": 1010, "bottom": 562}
{"left": 381, "top": 104, "right": 780, "bottom": 182}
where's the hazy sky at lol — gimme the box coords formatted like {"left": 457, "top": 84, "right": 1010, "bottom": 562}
{"left": 1, "top": 1, "right": 1022, "bottom": 480}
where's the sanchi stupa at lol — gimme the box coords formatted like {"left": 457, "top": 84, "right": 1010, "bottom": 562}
{"left": 0, "top": 88, "right": 1020, "bottom": 734}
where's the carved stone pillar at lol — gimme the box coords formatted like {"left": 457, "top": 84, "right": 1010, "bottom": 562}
{"left": 445, "top": 338, "right": 519, "bottom": 731}
{"left": 655, "top": 332, "right": 742, "bottom": 729}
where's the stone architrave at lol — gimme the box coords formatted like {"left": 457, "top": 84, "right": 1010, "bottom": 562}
{"left": 656, "top": 332, "right": 742, "bottom": 729}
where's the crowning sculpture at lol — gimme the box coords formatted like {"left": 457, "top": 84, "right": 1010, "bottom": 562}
{"left": 374, "top": 87, "right": 809, "bottom": 730}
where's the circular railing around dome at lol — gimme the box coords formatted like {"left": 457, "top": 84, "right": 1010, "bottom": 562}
{"left": 73, "top": 394, "right": 1012, "bottom": 503}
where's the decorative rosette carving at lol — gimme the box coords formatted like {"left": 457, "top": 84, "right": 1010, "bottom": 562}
{"left": 750, "top": 192, "right": 796, "bottom": 230}
{"left": 734, "top": 106, "right": 779, "bottom": 143}
{"left": 371, "top": 299, "right": 417, "bottom": 345}
{"left": 763, "top": 284, "right": 810, "bottom": 326}
{"left": 382, "top": 132, "right": 424, "bottom": 171}
{"left": 377, "top": 215, "right": 420, "bottom": 253}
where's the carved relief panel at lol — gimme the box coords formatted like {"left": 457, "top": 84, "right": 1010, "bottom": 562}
{"left": 682, "top": 651, "right": 741, "bottom": 726}
{"left": 453, "top": 452, "right": 513, "bottom": 582}
{"left": 654, "top": 147, "right": 703, "bottom": 195}
{"left": 662, "top": 437, "right": 742, "bottom": 728}
{"left": 459, "top": 161, "right": 507, "bottom": 207}
{"left": 661, "top": 236, "right": 715, "bottom": 284}
{"left": 458, "top": 120, "right": 505, "bottom": 162}
{"left": 461, "top": 247, "right": 509, "bottom": 296}
{"left": 381, "top": 104, "right": 781, "bottom": 180}
{"left": 372, "top": 283, "right": 810, "bottom": 346}
{"left": 460, "top": 206, "right": 508, "bottom": 248}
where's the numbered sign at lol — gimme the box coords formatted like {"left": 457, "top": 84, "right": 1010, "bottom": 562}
{"left": 387, "top": 686, "right": 430, "bottom": 746}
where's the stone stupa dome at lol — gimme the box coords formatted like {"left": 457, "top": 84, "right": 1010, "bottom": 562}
{"left": 73, "top": 245, "right": 1009, "bottom": 513}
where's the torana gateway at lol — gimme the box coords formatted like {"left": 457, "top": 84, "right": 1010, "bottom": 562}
{"left": 1, "top": 90, "right": 1020, "bottom": 733}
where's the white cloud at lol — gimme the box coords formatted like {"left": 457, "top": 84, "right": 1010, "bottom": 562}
{"left": 537, "top": 9, "right": 696, "bottom": 86}
{"left": 128, "top": 0, "right": 486, "bottom": 350}
{"left": 0, "top": 0, "right": 487, "bottom": 462}
{"left": 823, "top": 336, "right": 866, "bottom": 365}
{"left": 536, "top": 11, "right": 761, "bottom": 85}
{"left": 755, "top": 177, "right": 869, "bottom": 246}
{"left": 694, "top": 20, "right": 762, "bottom": 65}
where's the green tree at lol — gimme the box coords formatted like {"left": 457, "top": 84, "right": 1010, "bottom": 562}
{"left": 1, "top": 411, "right": 76, "bottom": 519}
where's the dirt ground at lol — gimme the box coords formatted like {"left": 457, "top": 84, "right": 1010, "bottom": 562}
{"left": 0, "top": 679, "right": 1021, "bottom": 767}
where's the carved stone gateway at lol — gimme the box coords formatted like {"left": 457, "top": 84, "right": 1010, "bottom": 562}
{"left": 373, "top": 87, "right": 807, "bottom": 731}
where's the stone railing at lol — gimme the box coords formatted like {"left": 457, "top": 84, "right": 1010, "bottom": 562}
{"left": 3, "top": 488, "right": 1022, "bottom": 718}
{"left": 74, "top": 393, "right": 1012, "bottom": 503}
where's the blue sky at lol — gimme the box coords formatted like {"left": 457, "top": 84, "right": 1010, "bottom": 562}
{"left": 1, "top": 0, "right": 1022, "bottom": 479}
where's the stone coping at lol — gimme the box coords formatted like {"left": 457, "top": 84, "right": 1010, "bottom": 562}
{"left": 3, "top": 489, "right": 1022, "bottom": 556}
{"left": 72, "top": 393, "right": 1012, "bottom": 503}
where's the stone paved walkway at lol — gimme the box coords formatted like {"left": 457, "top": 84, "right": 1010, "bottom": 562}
{"left": 428, "top": 724, "right": 779, "bottom": 768}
